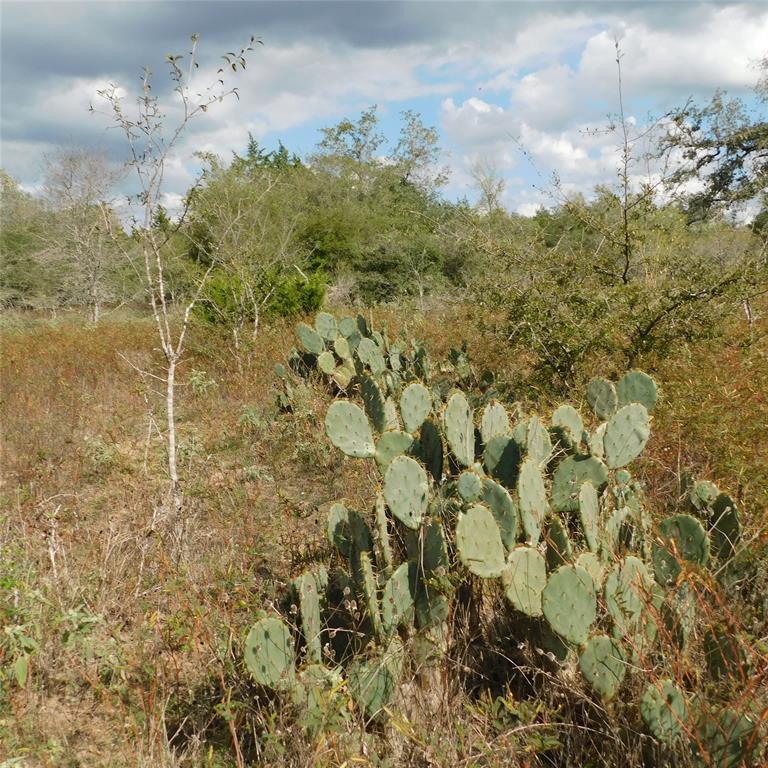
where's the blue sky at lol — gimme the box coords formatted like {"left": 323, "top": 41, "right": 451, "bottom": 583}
{"left": 1, "top": 1, "right": 766, "bottom": 215}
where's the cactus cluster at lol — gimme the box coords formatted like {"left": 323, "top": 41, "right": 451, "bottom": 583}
{"left": 246, "top": 312, "right": 755, "bottom": 762}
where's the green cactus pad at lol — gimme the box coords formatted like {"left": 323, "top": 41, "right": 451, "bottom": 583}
{"left": 542, "top": 565, "right": 597, "bottom": 645}
{"left": 383, "top": 455, "right": 429, "bottom": 530}
{"left": 692, "top": 708, "right": 756, "bottom": 767}
{"left": 480, "top": 401, "right": 509, "bottom": 444}
{"left": 586, "top": 378, "right": 618, "bottom": 420}
{"left": 297, "top": 322, "right": 325, "bottom": 355}
{"left": 291, "top": 664, "right": 345, "bottom": 734}
{"left": 327, "top": 503, "right": 373, "bottom": 560}
{"left": 347, "top": 639, "right": 404, "bottom": 721}
{"left": 333, "top": 335, "right": 352, "bottom": 361}
{"left": 551, "top": 455, "right": 609, "bottom": 513}
{"left": 603, "top": 506, "right": 633, "bottom": 559}
{"left": 526, "top": 415, "right": 553, "bottom": 466}
{"left": 381, "top": 561, "right": 416, "bottom": 633}
{"left": 355, "top": 314, "right": 369, "bottom": 337}
{"left": 578, "top": 481, "right": 600, "bottom": 553}
{"left": 551, "top": 404, "right": 584, "bottom": 449}
{"left": 579, "top": 635, "right": 626, "bottom": 700}
{"left": 481, "top": 478, "right": 519, "bottom": 550}
{"left": 295, "top": 570, "right": 324, "bottom": 663}
{"left": 357, "top": 337, "right": 386, "bottom": 375}
{"left": 317, "top": 350, "right": 336, "bottom": 375}
{"left": 603, "top": 403, "right": 650, "bottom": 469}
{"left": 400, "top": 382, "right": 432, "bottom": 434}
{"left": 337, "top": 315, "right": 356, "bottom": 337}
{"left": 653, "top": 514, "right": 710, "bottom": 585}
{"left": 518, "top": 457, "right": 548, "bottom": 545}
{"left": 375, "top": 494, "right": 394, "bottom": 577}
{"left": 456, "top": 504, "right": 506, "bottom": 578}
{"left": 576, "top": 552, "right": 604, "bottom": 588}
{"left": 314, "top": 312, "right": 338, "bottom": 341}
{"left": 545, "top": 518, "right": 573, "bottom": 571}
{"left": 640, "top": 680, "right": 688, "bottom": 744}
{"left": 325, "top": 401, "right": 376, "bottom": 458}
{"left": 689, "top": 479, "right": 720, "bottom": 511}
{"left": 332, "top": 362, "right": 355, "bottom": 390}
{"left": 358, "top": 550, "right": 384, "bottom": 641}
{"left": 418, "top": 419, "right": 444, "bottom": 483}
{"left": 458, "top": 470, "right": 483, "bottom": 502}
{"left": 710, "top": 493, "right": 741, "bottom": 560}
{"left": 616, "top": 370, "right": 658, "bottom": 412}
{"left": 640, "top": 679, "right": 687, "bottom": 743}
{"left": 587, "top": 423, "right": 607, "bottom": 461}
{"left": 244, "top": 617, "right": 295, "bottom": 688}
{"left": 360, "top": 376, "right": 387, "bottom": 433}
{"left": 502, "top": 546, "right": 546, "bottom": 616}
{"left": 444, "top": 391, "right": 475, "bottom": 467}
{"left": 484, "top": 434, "right": 521, "bottom": 488}
{"left": 605, "top": 556, "right": 653, "bottom": 638}
{"left": 704, "top": 625, "right": 746, "bottom": 679}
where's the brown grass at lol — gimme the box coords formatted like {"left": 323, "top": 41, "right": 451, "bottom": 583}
{"left": 1, "top": 302, "right": 766, "bottom": 766}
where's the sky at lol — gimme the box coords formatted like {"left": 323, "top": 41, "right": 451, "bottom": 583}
{"left": 1, "top": 1, "right": 767, "bottom": 215}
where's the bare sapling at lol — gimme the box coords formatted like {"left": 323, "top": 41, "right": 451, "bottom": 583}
{"left": 96, "top": 34, "right": 257, "bottom": 517}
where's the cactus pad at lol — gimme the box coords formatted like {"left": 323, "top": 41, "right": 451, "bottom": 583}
{"left": 374, "top": 431, "right": 415, "bottom": 473}
{"left": 551, "top": 404, "right": 584, "bottom": 448}
{"left": 360, "top": 376, "right": 387, "bottom": 433}
{"left": 484, "top": 434, "right": 521, "bottom": 488}
{"left": 545, "top": 518, "right": 573, "bottom": 571}
{"left": 603, "top": 403, "right": 650, "bottom": 468}
{"left": 418, "top": 419, "right": 444, "bottom": 483}
{"left": 576, "top": 552, "right": 604, "bottom": 588}
{"left": 325, "top": 401, "right": 376, "bottom": 458}
{"left": 444, "top": 391, "right": 475, "bottom": 467}
{"left": 481, "top": 478, "right": 519, "bottom": 550}
{"left": 605, "top": 556, "right": 653, "bottom": 638}
{"left": 692, "top": 708, "right": 756, "bottom": 768}
{"left": 400, "top": 382, "right": 432, "bottom": 434}
{"left": 317, "top": 350, "right": 336, "bottom": 375}
{"left": 359, "top": 550, "right": 384, "bottom": 641}
{"left": 640, "top": 679, "right": 687, "bottom": 743}
{"left": 710, "top": 493, "right": 741, "bottom": 560}
{"left": 314, "top": 312, "right": 338, "bottom": 341}
{"left": 244, "top": 617, "right": 295, "bottom": 688}
{"left": 295, "top": 570, "right": 324, "bottom": 663}
{"left": 579, "top": 634, "right": 626, "bottom": 700}
{"left": 357, "top": 337, "right": 386, "bottom": 375}
{"left": 383, "top": 455, "right": 429, "bottom": 530}
{"left": 578, "top": 481, "right": 600, "bottom": 553}
{"left": 456, "top": 504, "right": 506, "bottom": 578}
{"left": 616, "top": 370, "right": 657, "bottom": 412}
{"left": 518, "top": 457, "right": 548, "bottom": 545}
{"left": 381, "top": 561, "right": 415, "bottom": 634}
{"left": 551, "top": 455, "right": 609, "bottom": 513}
{"left": 526, "top": 415, "right": 553, "bottom": 466}
{"left": 653, "top": 514, "right": 709, "bottom": 585}
{"left": 480, "top": 401, "right": 509, "bottom": 444}
{"left": 297, "top": 322, "right": 325, "bottom": 355}
{"left": 347, "top": 639, "right": 404, "bottom": 720}
{"left": 375, "top": 494, "right": 394, "bottom": 577}
{"left": 457, "top": 470, "right": 483, "bottom": 502}
{"left": 503, "top": 546, "right": 546, "bottom": 616}
{"left": 327, "top": 503, "right": 372, "bottom": 560}
{"left": 586, "top": 378, "right": 618, "bottom": 419}
{"left": 542, "top": 565, "right": 596, "bottom": 645}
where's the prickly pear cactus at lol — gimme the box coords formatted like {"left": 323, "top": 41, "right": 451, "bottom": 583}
{"left": 252, "top": 320, "right": 751, "bottom": 756}
{"left": 244, "top": 617, "right": 295, "bottom": 688}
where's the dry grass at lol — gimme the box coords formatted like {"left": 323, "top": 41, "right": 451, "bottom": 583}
{"left": 1, "top": 302, "right": 766, "bottom": 766}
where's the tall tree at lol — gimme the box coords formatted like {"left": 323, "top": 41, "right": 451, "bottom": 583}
{"left": 661, "top": 57, "right": 768, "bottom": 221}
{"left": 42, "top": 148, "right": 123, "bottom": 322}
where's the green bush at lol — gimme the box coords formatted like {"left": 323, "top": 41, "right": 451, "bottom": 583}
{"left": 195, "top": 269, "right": 326, "bottom": 327}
